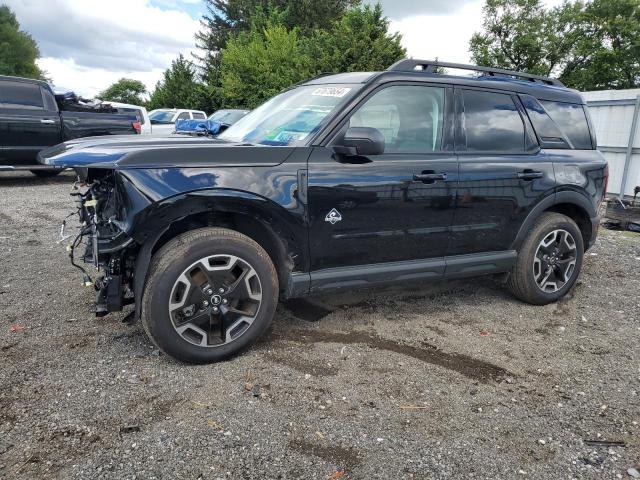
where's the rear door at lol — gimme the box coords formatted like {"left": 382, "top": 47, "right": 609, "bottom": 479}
{"left": 0, "top": 80, "right": 61, "bottom": 164}
{"left": 307, "top": 83, "right": 457, "bottom": 271}
{"left": 449, "top": 87, "right": 555, "bottom": 256}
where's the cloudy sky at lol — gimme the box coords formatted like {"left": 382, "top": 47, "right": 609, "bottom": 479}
{"left": 4, "top": 0, "right": 561, "bottom": 98}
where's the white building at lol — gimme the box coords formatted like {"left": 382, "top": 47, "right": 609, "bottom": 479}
{"left": 582, "top": 89, "right": 640, "bottom": 198}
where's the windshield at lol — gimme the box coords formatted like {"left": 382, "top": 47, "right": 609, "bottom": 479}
{"left": 209, "top": 109, "right": 249, "bottom": 124}
{"left": 149, "top": 110, "right": 175, "bottom": 123}
{"left": 218, "top": 84, "right": 358, "bottom": 146}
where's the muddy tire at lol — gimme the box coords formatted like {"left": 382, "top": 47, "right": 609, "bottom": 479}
{"left": 141, "top": 228, "right": 278, "bottom": 363}
{"left": 507, "top": 212, "right": 584, "bottom": 305}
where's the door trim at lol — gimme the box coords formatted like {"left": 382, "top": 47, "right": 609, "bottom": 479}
{"left": 285, "top": 250, "right": 516, "bottom": 298}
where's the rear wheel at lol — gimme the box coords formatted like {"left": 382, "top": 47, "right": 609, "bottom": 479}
{"left": 507, "top": 212, "right": 583, "bottom": 305}
{"left": 141, "top": 228, "right": 278, "bottom": 363}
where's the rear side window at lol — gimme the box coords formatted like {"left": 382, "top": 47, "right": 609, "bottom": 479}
{"left": 539, "top": 101, "right": 592, "bottom": 149}
{"left": 462, "top": 90, "right": 525, "bottom": 151}
{"left": 118, "top": 107, "right": 145, "bottom": 124}
{"left": 192, "top": 112, "right": 206, "bottom": 119}
{"left": 41, "top": 86, "right": 57, "bottom": 111}
{"left": 0, "top": 80, "right": 44, "bottom": 109}
{"left": 177, "top": 112, "right": 190, "bottom": 121}
{"left": 520, "top": 95, "right": 569, "bottom": 149}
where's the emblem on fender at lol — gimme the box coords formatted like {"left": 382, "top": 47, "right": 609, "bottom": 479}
{"left": 325, "top": 208, "right": 342, "bottom": 224}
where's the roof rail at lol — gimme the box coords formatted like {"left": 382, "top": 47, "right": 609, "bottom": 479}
{"left": 387, "top": 59, "right": 564, "bottom": 87}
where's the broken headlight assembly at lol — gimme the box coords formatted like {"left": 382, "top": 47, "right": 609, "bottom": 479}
{"left": 61, "top": 171, "right": 135, "bottom": 316}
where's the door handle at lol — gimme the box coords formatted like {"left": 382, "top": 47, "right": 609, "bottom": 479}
{"left": 413, "top": 172, "right": 447, "bottom": 183}
{"left": 517, "top": 170, "right": 543, "bottom": 180}
{"left": 40, "top": 119, "right": 55, "bottom": 124}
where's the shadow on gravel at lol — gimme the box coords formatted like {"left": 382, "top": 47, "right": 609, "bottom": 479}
{"left": 273, "top": 329, "right": 510, "bottom": 384}
{"left": 288, "top": 439, "right": 360, "bottom": 475}
{"left": 282, "top": 298, "right": 334, "bottom": 322}
{"left": 0, "top": 172, "right": 74, "bottom": 187}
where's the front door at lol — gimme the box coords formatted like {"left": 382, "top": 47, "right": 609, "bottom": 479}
{"left": 449, "top": 87, "right": 556, "bottom": 256}
{"left": 307, "top": 83, "right": 457, "bottom": 272}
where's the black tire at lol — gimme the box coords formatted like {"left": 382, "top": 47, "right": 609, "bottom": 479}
{"left": 141, "top": 228, "right": 278, "bottom": 363}
{"left": 507, "top": 212, "right": 584, "bottom": 305}
{"left": 30, "top": 169, "right": 62, "bottom": 178}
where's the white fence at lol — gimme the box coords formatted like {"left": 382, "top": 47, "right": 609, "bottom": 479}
{"left": 582, "top": 88, "right": 640, "bottom": 198}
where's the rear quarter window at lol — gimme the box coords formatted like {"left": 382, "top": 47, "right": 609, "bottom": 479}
{"left": 118, "top": 107, "right": 145, "bottom": 124}
{"left": 0, "top": 80, "right": 44, "bottom": 110}
{"left": 539, "top": 100, "right": 593, "bottom": 149}
{"left": 192, "top": 112, "right": 206, "bottom": 119}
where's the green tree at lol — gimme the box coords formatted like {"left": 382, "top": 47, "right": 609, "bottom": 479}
{"left": 0, "top": 5, "right": 45, "bottom": 79}
{"left": 98, "top": 78, "right": 147, "bottom": 105}
{"left": 305, "top": 4, "right": 405, "bottom": 74}
{"left": 469, "top": 0, "right": 640, "bottom": 90}
{"left": 196, "top": 0, "right": 359, "bottom": 62}
{"left": 469, "top": 0, "right": 577, "bottom": 77}
{"left": 148, "top": 55, "right": 206, "bottom": 111}
{"left": 561, "top": 0, "right": 640, "bottom": 90}
{"left": 220, "top": 23, "right": 312, "bottom": 108}
{"left": 218, "top": 4, "right": 405, "bottom": 108}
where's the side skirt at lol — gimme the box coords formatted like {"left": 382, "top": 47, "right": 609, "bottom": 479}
{"left": 286, "top": 250, "right": 517, "bottom": 298}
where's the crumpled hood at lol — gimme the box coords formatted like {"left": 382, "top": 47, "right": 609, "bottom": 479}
{"left": 38, "top": 134, "right": 295, "bottom": 169}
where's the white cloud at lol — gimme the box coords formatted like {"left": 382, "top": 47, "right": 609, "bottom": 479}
{"left": 368, "top": 0, "right": 474, "bottom": 19}
{"left": 4, "top": 0, "right": 201, "bottom": 97}
{"left": 390, "top": 2, "right": 484, "bottom": 65}
{"left": 38, "top": 57, "right": 165, "bottom": 99}
{"left": 5, "top": 0, "right": 571, "bottom": 99}
{"left": 389, "top": 0, "right": 568, "bottom": 67}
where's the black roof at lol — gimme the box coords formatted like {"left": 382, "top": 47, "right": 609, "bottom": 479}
{"left": 304, "top": 60, "right": 583, "bottom": 104}
{"left": 0, "top": 74, "right": 49, "bottom": 87}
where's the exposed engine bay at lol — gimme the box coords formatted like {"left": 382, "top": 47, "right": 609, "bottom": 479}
{"left": 63, "top": 170, "right": 135, "bottom": 317}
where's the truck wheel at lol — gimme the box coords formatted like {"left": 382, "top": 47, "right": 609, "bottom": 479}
{"left": 141, "top": 228, "right": 278, "bottom": 363}
{"left": 30, "top": 169, "right": 62, "bottom": 178}
{"left": 507, "top": 212, "right": 584, "bottom": 305}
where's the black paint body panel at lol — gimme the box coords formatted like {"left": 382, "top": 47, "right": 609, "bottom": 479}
{"left": 41, "top": 67, "right": 608, "bottom": 314}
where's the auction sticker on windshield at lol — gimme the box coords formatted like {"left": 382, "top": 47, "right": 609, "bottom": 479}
{"left": 311, "top": 87, "right": 351, "bottom": 97}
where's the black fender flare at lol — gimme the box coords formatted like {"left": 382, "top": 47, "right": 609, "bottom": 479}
{"left": 130, "top": 189, "right": 307, "bottom": 321}
{"left": 510, "top": 190, "right": 597, "bottom": 251}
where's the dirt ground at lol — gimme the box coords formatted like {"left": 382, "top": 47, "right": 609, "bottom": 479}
{"left": 0, "top": 170, "right": 639, "bottom": 480}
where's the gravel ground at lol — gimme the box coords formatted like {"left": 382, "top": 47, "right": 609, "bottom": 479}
{"left": 0, "top": 170, "right": 639, "bottom": 480}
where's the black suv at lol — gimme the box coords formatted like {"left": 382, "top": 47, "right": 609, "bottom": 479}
{"left": 41, "top": 60, "right": 608, "bottom": 363}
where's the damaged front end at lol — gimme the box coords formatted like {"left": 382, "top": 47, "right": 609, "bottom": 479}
{"left": 64, "top": 169, "right": 138, "bottom": 317}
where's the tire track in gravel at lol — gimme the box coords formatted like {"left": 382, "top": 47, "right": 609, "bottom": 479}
{"left": 273, "top": 329, "right": 511, "bottom": 384}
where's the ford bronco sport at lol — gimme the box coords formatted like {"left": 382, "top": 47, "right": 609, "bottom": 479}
{"left": 40, "top": 60, "right": 608, "bottom": 363}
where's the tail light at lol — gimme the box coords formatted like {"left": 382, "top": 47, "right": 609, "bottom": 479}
{"left": 132, "top": 121, "right": 141, "bottom": 134}
{"left": 599, "top": 163, "right": 609, "bottom": 209}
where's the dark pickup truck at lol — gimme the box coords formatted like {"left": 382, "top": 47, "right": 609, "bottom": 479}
{"left": 0, "top": 75, "right": 140, "bottom": 177}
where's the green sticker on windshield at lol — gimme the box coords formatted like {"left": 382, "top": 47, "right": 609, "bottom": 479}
{"left": 311, "top": 87, "right": 351, "bottom": 98}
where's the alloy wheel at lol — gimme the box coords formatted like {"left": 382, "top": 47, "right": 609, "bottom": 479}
{"left": 168, "top": 254, "right": 262, "bottom": 347}
{"left": 532, "top": 229, "right": 577, "bottom": 293}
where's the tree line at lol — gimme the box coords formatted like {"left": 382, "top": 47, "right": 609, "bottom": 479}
{"left": 1, "top": 0, "right": 638, "bottom": 114}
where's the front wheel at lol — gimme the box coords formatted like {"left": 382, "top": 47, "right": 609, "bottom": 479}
{"left": 141, "top": 228, "right": 278, "bottom": 363}
{"left": 507, "top": 212, "right": 584, "bottom": 305}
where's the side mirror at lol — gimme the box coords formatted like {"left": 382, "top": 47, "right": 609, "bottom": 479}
{"left": 336, "top": 127, "right": 385, "bottom": 156}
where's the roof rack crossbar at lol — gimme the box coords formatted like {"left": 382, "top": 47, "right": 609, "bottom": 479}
{"left": 387, "top": 59, "right": 564, "bottom": 87}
